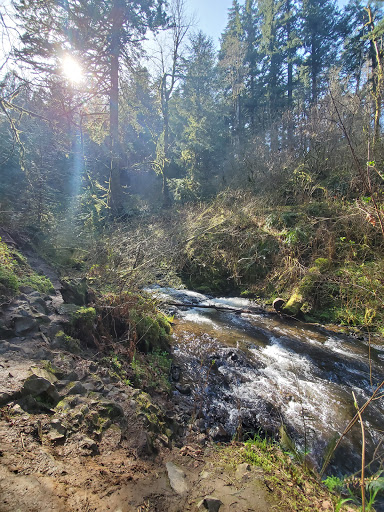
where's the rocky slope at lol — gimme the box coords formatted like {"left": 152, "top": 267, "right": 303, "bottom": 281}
{"left": 0, "top": 246, "right": 343, "bottom": 512}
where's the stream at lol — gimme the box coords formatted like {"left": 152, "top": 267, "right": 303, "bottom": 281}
{"left": 148, "top": 287, "right": 384, "bottom": 477}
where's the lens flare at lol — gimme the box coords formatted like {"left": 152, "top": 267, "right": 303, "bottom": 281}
{"left": 62, "top": 55, "right": 83, "bottom": 83}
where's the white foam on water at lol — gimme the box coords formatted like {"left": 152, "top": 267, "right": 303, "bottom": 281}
{"left": 324, "top": 337, "right": 360, "bottom": 358}
{"left": 180, "top": 310, "right": 219, "bottom": 327}
{"left": 203, "top": 297, "right": 252, "bottom": 308}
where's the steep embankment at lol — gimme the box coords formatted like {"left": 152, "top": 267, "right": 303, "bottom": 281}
{"left": 94, "top": 192, "right": 384, "bottom": 337}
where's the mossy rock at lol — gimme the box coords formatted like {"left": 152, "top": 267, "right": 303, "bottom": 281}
{"left": 135, "top": 313, "right": 171, "bottom": 354}
{"left": 71, "top": 306, "right": 96, "bottom": 328}
{"left": 135, "top": 391, "right": 165, "bottom": 434}
{"left": 52, "top": 331, "right": 81, "bottom": 354}
{"left": 60, "top": 277, "right": 88, "bottom": 305}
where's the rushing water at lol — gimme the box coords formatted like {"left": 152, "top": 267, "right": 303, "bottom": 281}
{"left": 149, "top": 287, "right": 384, "bottom": 476}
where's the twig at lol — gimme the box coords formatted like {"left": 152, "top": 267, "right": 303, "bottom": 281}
{"left": 320, "top": 379, "right": 384, "bottom": 476}
{"left": 352, "top": 391, "right": 365, "bottom": 512}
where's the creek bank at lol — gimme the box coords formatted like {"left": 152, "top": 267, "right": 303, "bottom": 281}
{"left": 0, "top": 248, "right": 344, "bottom": 511}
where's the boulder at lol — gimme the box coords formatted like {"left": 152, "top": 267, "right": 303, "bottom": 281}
{"left": 13, "top": 314, "right": 37, "bottom": 335}
{"left": 60, "top": 278, "right": 88, "bottom": 305}
{"left": 63, "top": 381, "right": 87, "bottom": 396}
{"left": 22, "top": 368, "right": 60, "bottom": 404}
{"left": 28, "top": 296, "right": 50, "bottom": 315}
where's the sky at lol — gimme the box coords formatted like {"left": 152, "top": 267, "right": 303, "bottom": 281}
{"left": 187, "top": 0, "right": 349, "bottom": 48}
{"left": 187, "top": 0, "right": 234, "bottom": 46}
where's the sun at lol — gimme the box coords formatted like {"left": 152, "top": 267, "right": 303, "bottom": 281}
{"left": 62, "top": 55, "right": 83, "bottom": 83}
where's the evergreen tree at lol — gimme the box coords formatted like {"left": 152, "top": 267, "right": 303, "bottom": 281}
{"left": 219, "top": 0, "right": 247, "bottom": 148}
{"left": 299, "top": 0, "right": 342, "bottom": 104}
{"left": 13, "top": 0, "right": 167, "bottom": 214}
{"left": 177, "top": 31, "right": 222, "bottom": 195}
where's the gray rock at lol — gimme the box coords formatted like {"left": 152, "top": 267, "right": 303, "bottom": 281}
{"left": 50, "top": 419, "right": 67, "bottom": 435}
{"left": 23, "top": 375, "right": 52, "bottom": 395}
{"left": 60, "top": 278, "right": 88, "bottom": 305}
{"left": 31, "top": 348, "right": 54, "bottom": 361}
{"left": 0, "top": 341, "right": 11, "bottom": 353}
{"left": 30, "top": 367, "right": 58, "bottom": 384}
{"left": 65, "top": 371, "right": 79, "bottom": 381}
{"left": 55, "top": 304, "right": 81, "bottom": 316}
{"left": 22, "top": 368, "right": 59, "bottom": 403}
{"left": 64, "top": 381, "right": 87, "bottom": 396}
{"left": 200, "top": 496, "right": 222, "bottom": 512}
{"left": 78, "top": 435, "right": 98, "bottom": 454}
{"left": 28, "top": 291, "right": 43, "bottom": 298}
{"left": 0, "top": 392, "right": 12, "bottom": 406}
{"left": 235, "top": 462, "right": 251, "bottom": 480}
{"left": 208, "top": 424, "right": 228, "bottom": 441}
{"left": 83, "top": 380, "right": 104, "bottom": 393}
{"left": 175, "top": 383, "right": 191, "bottom": 395}
{"left": 13, "top": 315, "right": 37, "bottom": 335}
{"left": 19, "top": 286, "right": 35, "bottom": 294}
{"left": 29, "top": 297, "right": 50, "bottom": 315}
{"left": 166, "top": 462, "right": 189, "bottom": 494}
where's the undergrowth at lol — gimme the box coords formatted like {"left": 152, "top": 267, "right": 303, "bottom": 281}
{"left": 216, "top": 435, "right": 343, "bottom": 512}
{"left": 0, "top": 238, "right": 54, "bottom": 300}
{"left": 78, "top": 191, "right": 384, "bottom": 334}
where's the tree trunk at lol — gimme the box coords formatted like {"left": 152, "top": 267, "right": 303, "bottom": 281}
{"left": 109, "top": 0, "right": 123, "bottom": 215}
{"left": 366, "top": 7, "right": 383, "bottom": 145}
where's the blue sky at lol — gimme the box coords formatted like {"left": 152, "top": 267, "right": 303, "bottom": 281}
{"left": 188, "top": 0, "right": 349, "bottom": 47}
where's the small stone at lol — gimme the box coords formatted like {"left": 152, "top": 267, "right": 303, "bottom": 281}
{"left": 10, "top": 404, "right": 24, "bottom": 415}
{"left": 158, "top": 434, "right": 170, "bottom": 447}
{"left": 200, "top": 471, "right": 211, "bottom": 479}
{"left": 50, "top": 419, "right": 67, "bottom": 434}
{"left": 202, "top": 496, "right": 223, "bottom": 512}
{"left": 79, "top": 436, "right": 98, "bottom": 454}
{"left": 47, "top": 430, "right": 66, "bottom": 443}
{"left": 166, "top": 462, "right": 189, "bottom": 494}
{"left": 208, "top": 425, "right": 228, "bottom": 441}
{"left": 175, "top": 383, "right": 191, "bottom": 395}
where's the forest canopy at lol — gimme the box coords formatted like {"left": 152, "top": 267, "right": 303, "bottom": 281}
{"left": 2, "top": 0, "right": 384, "bottom": 329}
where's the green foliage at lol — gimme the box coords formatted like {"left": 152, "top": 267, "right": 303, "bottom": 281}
{"left": 135, "top": 312, "right": 172, "bottom": 353}
{"left": 131, "top": 349, "right": 171, "bottom": 392}
{"left": 218, "top": 434, "right": 337, "bottom": 512}
{"left": 71, "top": 307, "right": 97, "bottom": 328}
{"left": 0, "top": 238, "right": 54, "bottom": 299}
{"left": 19, "top": 273, "right": 55, "bottom": 294}
{"left": 323, "top": 475, "right": 344, "bottom": 494}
